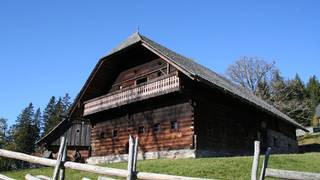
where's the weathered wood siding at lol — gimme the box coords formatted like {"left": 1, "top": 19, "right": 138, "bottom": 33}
{"left": 91, "top": 102, "right": 194, "bottom": 157}
{"left": 51, "top": 122, "right": 91, "bottom": 147}
{"left": 190, "top": 81, "right": 298, "bottom": 156}
{"left": 108, "top": 58, "right": 177, "bottom": 93}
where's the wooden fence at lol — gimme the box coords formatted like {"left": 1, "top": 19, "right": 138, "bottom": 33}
{"left": 0, "top": 139, "right": 319, "bottom": 180}
{"left": 0, "top": 135, "right": 210, "bottom": 180}
{"left": 251, "top": 140, "right": 320, "bottom": 180}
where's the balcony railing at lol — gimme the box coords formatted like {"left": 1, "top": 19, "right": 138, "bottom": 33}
{"left": 83, "top": 75, "right": 180, "bottom": 116}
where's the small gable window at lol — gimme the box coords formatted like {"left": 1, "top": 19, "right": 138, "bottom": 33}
{"left": 112, "top": 129, "right": 118, "bottom": 138}
{"left": 99, "top": 131, "right": 105, "bottom": 139}
{"left": 153, "top": 123, "right": 160, "bottom": 134}
{"left": 138, "top": 126, "right": 145, "bottom": 134}
{"left": 170, "top": 120, "right": 178, "bottom": 130}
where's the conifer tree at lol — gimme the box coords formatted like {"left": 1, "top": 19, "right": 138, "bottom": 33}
{"left": 0, "top": 118, "right": 8, "bottom": 149}
{"left": 42, "top": 96, "right": 56, "bottom": 135}
{"left": 306, "top": 75, "right": 320, "bottom": 114}
{"left": 61, "top": 93, "right": 72, "bottom": 113}
{"left": 33, "top": 108, "right": 41, "bottom": 142}
{"left": 14, "top": 103, "right": 36, "bottom": 154}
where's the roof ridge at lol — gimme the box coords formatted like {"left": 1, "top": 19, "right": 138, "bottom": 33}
{"left": 108, "top": 32, "right": 142, "bottom": 55}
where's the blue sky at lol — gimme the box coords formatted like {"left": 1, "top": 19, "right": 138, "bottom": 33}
{"left": 0, "top": 1, "right": 319, "bottom": 125}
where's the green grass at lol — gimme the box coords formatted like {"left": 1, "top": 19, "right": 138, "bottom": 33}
{"left": 2, "top": 153, "right": 320, "bottom": 180}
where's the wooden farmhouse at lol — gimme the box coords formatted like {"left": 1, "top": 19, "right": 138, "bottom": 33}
{"left": 37, "top": 33, "right": 307, "bottom": 163}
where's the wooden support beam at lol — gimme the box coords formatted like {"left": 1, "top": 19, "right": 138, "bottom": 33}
{"left": 133, "top": 137, "right": 139, "bottom": 173}
{"left": 266, "top": 168, "right": 320, "bottom": 180}
{"left": 251, "top": 141, "right": 260, "bottom": 180}
{"left": 36, "top": 175, "right": 52, "bottom": 180}
{"left": 0, "top": 174, "right": 15, "bottom": 180}
{"left": 127, "top": 135, "right": 135, "bottom": 180}
{"left": 25, "top": 174, "right": 42, "bottom": 180}
{"left": 59, "top": 140, "right": 67, "bottom": 180}
{"left": 259, "top": 147, "right": 271, "bottom": 180}
{"left": 53, "top": 137, "right": 66, "bottom": 180}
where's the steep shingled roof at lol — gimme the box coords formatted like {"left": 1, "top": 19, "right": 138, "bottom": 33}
{"left": 108, "top": 32, "right": 306, "bottom": 130}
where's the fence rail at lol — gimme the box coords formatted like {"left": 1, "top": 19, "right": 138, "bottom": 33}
{"left": 0, "top": 135, "right": 210, "bottom": 180}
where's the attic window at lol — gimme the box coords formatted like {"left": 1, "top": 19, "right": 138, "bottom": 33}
{"left": 99, "top": 132, "right": 105, "bottom": 139}
{"left": 138, "top": 126, "right": 145, "bottom": 134}
{"left": 136, "top": 77, "right": 147, "bottom": 85}
{"left": 112, "top": 129, "right": 118, "bottom": 138}
{"left": 170, "top": 120, "right": 178, "bottom": 130}
{"left": 153, "top": 123, "right": 160, "bottom": 134}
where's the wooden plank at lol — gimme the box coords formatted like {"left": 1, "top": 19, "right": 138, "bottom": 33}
{"left": 75, "top": 124, "right": 82, "bottom": 146}
{"left": 127, "top": 135, "right": 135, "bottom": 180}
{"left": 98, "top": 177, "right": 117, "bottom": 180}
{"left": 36, "top": 176, "right": 52, "bottom": 180}
{"left": 81, "top": 123, "right": 87, "bottom": 146}
{"left": 266, "top": 168, "right": 320, "bottom": 180}
{"left": 251, "top": 141, "right": 260, "bottom": 180}
{"left": 259, "top": 147, "right": 271, "bottom": 180}
{"left": 0, "top": 174, "right": 15, "bottom": 180}
{"left": 25, "top": 174, "right": 41, "bottom": 180}
{"left": 133, "top": 136, "right": 138, "bottom": 173}
{"left": 59, "top": 141, "right": 67, "bottom": 180}
{"left": 53, "top": 137, "right": 66, "bottom": 180}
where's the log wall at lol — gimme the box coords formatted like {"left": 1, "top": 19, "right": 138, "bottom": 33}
{"left": 191, "top": 82, "right": 298, "bottom": 156}
{"left": 91, "top": 102, "right": 194, "bottom": 157}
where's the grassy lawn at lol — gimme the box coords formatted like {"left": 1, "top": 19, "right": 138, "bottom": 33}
{"left": 2, "top": 153, "right": 320, "bottom": 180}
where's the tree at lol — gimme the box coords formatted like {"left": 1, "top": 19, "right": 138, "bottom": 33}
{"left": 226, "top": 56, "right": 276, "bottom": 99}
{"left": 14, "top": 103, "right": 36, "bottom": 154}
{"left": 42, "top": 96, "right": 57, "bottom": 135}
{"left": 306, "top": 76, "right": 320, "bottom": 114}
{"left": 0, "top": 118, "right": 8, "bottom": 149}
{"left": 61, "top": 93, "right": 72, "bottom": 113}
{"left": 33, "top": 108, "right": 41, "bottom": 143}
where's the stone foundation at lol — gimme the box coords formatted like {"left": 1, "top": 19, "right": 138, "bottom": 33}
{"left": 86, "top": 149, "right": 196, "bottom": 164}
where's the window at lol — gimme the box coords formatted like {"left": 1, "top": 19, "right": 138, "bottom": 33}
{"left": 99, "top": 131, "right": 105, "bottom": 139}
{"left": 112, "top": 129, "right": 118, "bottom": 138}
{"left": 157, "top": 71, "right": 162, "bottom": 77}
{"left": 136, "top": 77, "right": 147, "bottom": 85}
{"left": 138, "top": 126, "right": 145, "bottom": 134}
{"left": 170, "top": 120, "right": 178, "bottom": 130}
{"left": 152, "top": 123, "right": 160, "bottom": 134}
{"left": 273, "top": 137, "right": 278, "bottom": 147}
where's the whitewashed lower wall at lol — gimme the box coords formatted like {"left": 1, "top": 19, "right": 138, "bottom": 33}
{"left": 86, "top": 149, "right": 196, "bottom": 164}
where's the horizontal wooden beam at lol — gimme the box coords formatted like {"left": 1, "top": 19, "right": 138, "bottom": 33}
{"left": 266, "top": 168, "right": 320, "bottom": 180}
{"left": 0, "top": 174, "right": 15, "bottom": 180}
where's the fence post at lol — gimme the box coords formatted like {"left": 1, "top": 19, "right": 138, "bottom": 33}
{"left": 53, "top": 136, "right": 66, "bottom": 180}
{"left": 127, "top": 135, "right": 135, "bottom": 180}
{"left": 59, "top": 140, "right": 67, "bottom": 180}
{"left": 251, "top": 141, "right": 260, "bottom": 180}
{"left": 132, "top": 136, "right": 139, "bottom": 173}
{"left": 259, "top": 147, "right": 272, "bottom": 180}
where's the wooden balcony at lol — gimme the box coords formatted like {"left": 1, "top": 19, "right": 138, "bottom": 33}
{"left": 83, "top": 75, "right": 180, "bottom": 116}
